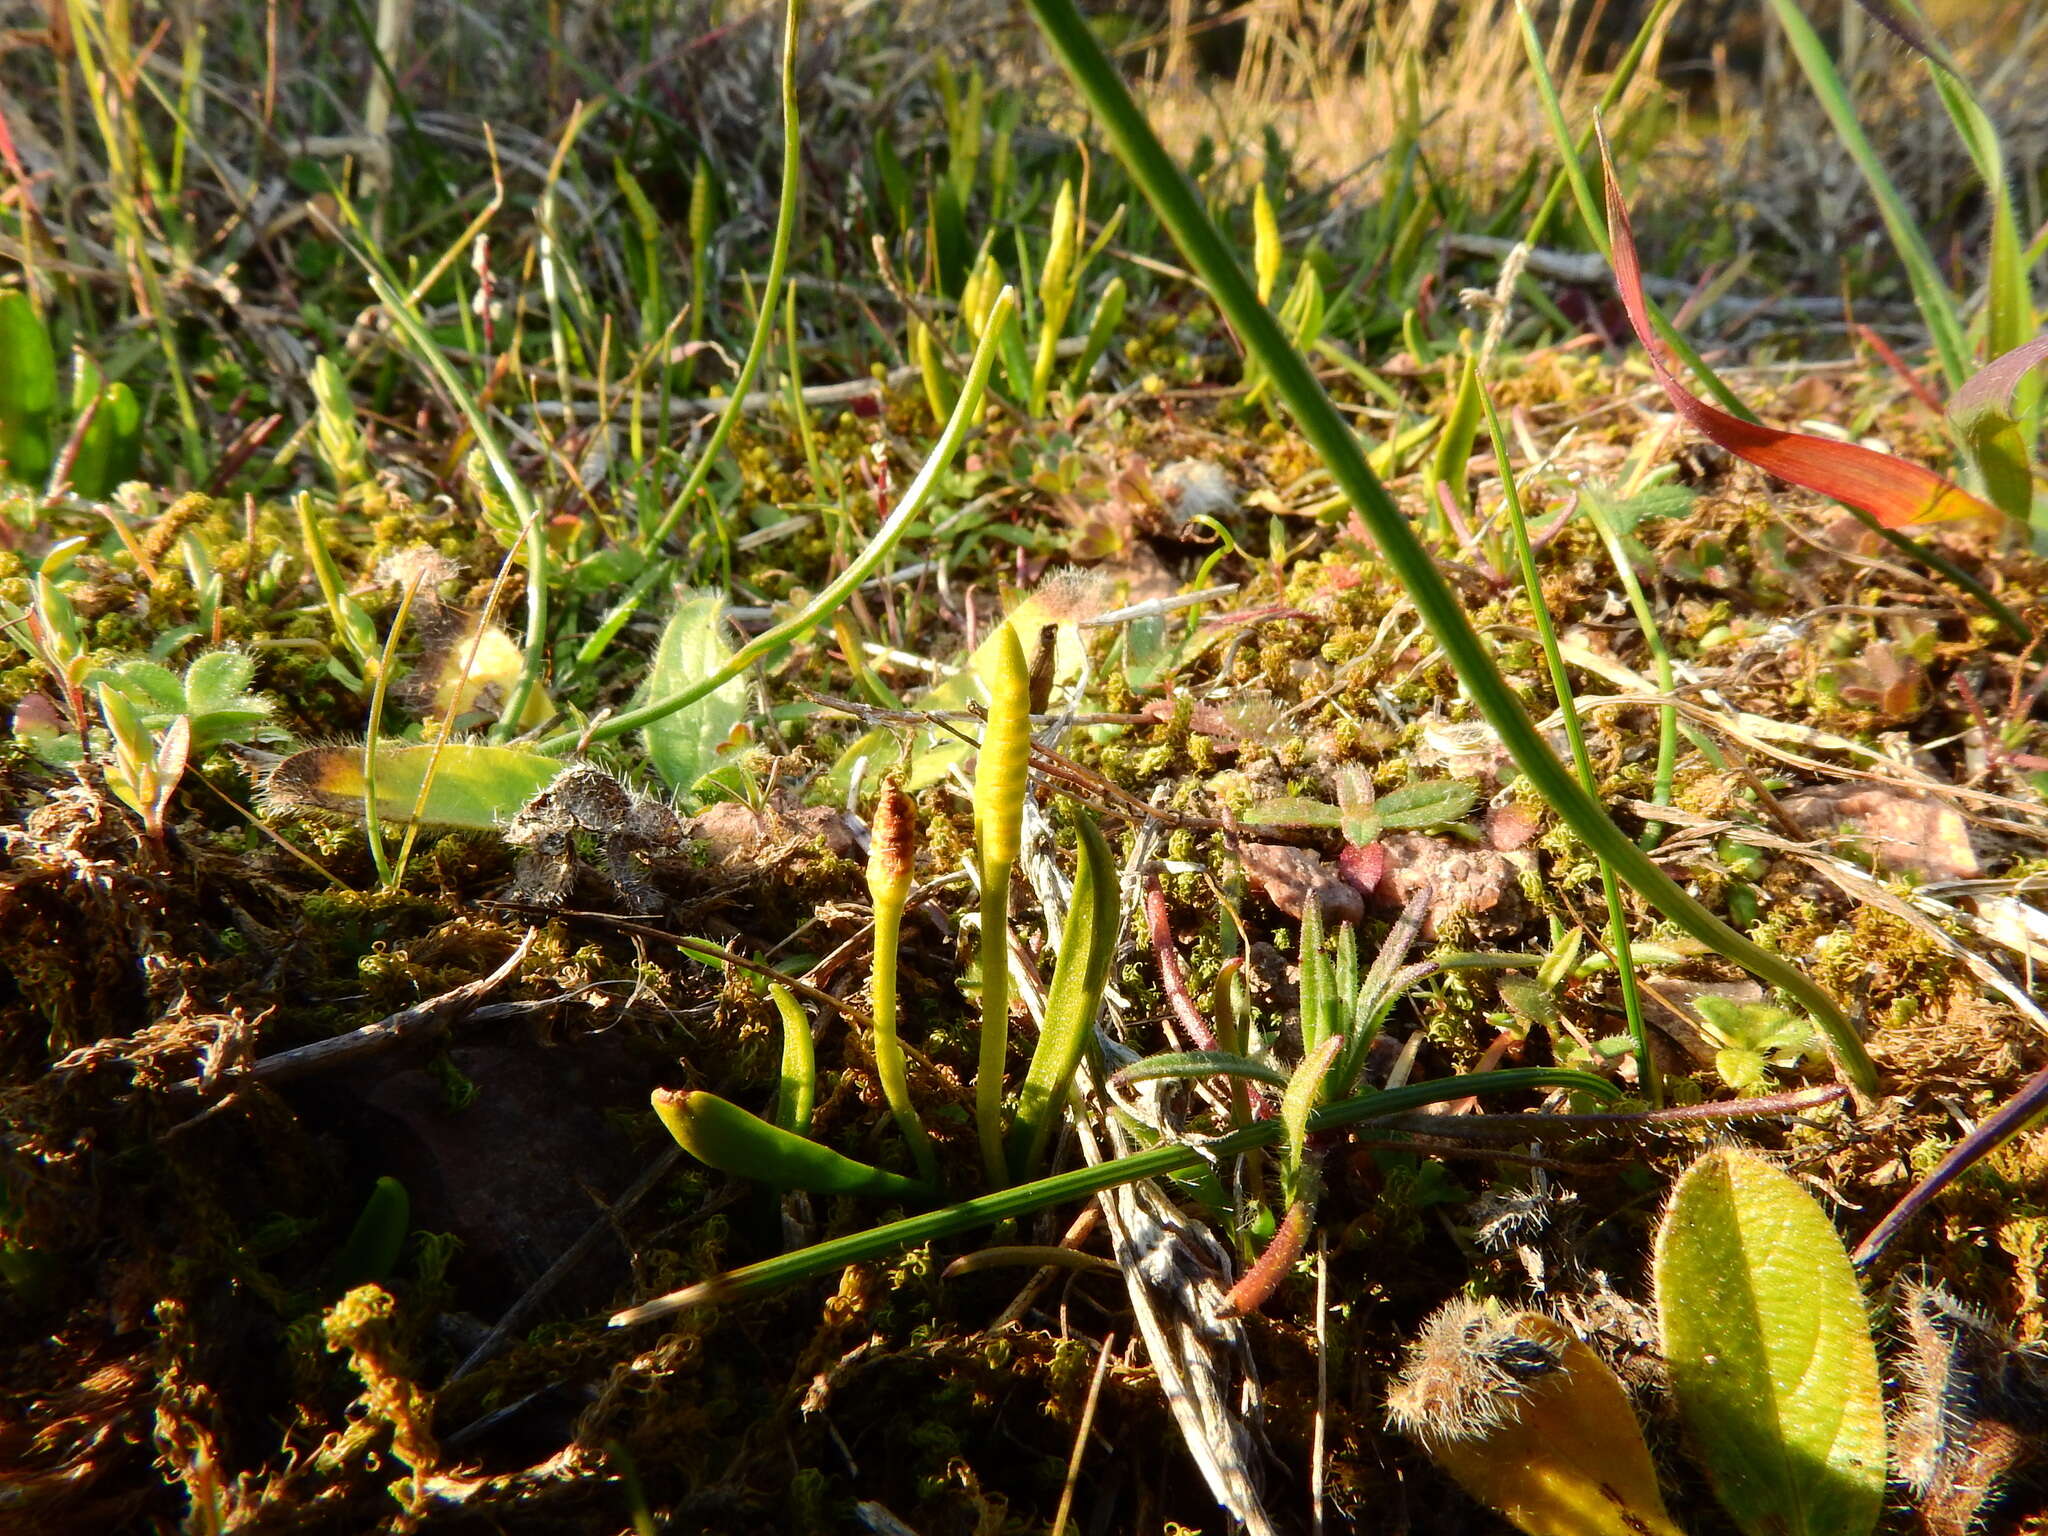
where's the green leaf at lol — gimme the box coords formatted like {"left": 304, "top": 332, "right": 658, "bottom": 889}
{"left": 91, "top": 658, "right": 187, "bottom": 713}
{"left": 1581, "top": 482, "right": 1698, "bottom": 538}
{"left": 871, "top": 125, "right": 913, "bottom": 231}
{"left": 1373, "top": 778, "right": 1478, "bottom": 830}
{"left": 1008, "top": 811, "right": 1122, "bottom": 1182}
{"left": 1280, "top": 1033, "right": 1344, "bottom": 1176}
{"left": 1654, "top": 1148, "right": 1886, "bottom": 1536}
{"left": 1112, "top": 1050, "right": 1289, "bottom": 1091}
{"left": 182, "top": 649, "right": 260, "bottom": 717}
{"left": 330, "top": 1176, "right": 410, "bottom": 1292}
{"left": 769, "top": 983, "right": 816, "bottom": 1139}
{"left": 1949, "top": 335, "right": 2048, "bottom": 522}
{"left": 640, "top": 590, "right": 750, "bottom": 797}
{"left": 1240, "top": 795, "right": 1342, "bottom": 829}
{"left": 262, "top": 742, "right": 564, "bottom": 829}
{"left": 652, "top": 1088, "right": 926, "bottom": 1199}
{"left": 1334, "top": 764, "right": 1379, "bottom": 845}
{"left": 0, "top": 292, "right": 57, "bottom": 486}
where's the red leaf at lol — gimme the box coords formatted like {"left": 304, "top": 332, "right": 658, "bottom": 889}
{"left": 1598, "top": 132, "right": 1995, "bottom": 529}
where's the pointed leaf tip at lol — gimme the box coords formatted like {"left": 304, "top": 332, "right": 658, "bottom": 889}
{"left": 1597, "top": 132, "right": 1998, "bottom": 531}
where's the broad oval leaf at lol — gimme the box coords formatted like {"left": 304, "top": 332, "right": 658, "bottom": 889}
{"left": 263, "top": 742, "right": 564, "bottom": 828}
{"left": 1654, "top": 1147, "right": 1885, "bottom": 1536}
{"left": 640, "top": 590, "right": 750, "bottom": 797}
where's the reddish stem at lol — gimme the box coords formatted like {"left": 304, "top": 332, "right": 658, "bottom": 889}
{"left": 1216, "top": 1198, "right": 1311, "bottom": 1319}
{"left": 1144, "top": 874, "right": 1218, "bottom": 1051}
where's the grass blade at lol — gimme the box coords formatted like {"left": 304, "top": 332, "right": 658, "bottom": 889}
{"left": 1018, "top": 0, "right": 1875, "bottom": 1097}
{"left": 612, "top": 1067, "right": 1619, "bottom": 1325}
{"left": 1009, "top": 812, "right": 1121, "bottom": 1183}
{"left": 1759, "top": 0, "right": 1969, "bottom": 387}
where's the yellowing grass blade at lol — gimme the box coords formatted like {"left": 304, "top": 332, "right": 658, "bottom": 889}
{"left": 1599, "top": 132, "right": 1996, "bottom": 530}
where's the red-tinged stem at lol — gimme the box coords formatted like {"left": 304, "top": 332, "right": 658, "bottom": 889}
{"left": 1217, "top": 1199, "right": 1311, "bottom": 1320}
{"left": 1145, "top": 874, "right": 1218, "bottom": 1051}
{"left": 1857, "top": 324, "right": 1947, "bottom": 414}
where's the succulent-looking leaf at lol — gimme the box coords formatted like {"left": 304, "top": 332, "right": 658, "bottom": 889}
{"left": 1009, "top": 811, "right": 1122, "bottom": 1181}
{"left": 641, "top": 590, "right": 750, "bottom": 796}
{"left": 1601, "top": 135, "right": 1994, "bottom": 529}
{"left": 264, "top": 742, "right": 564, "bottom": 829}
{"left": 1654, "top": 1148, "right": 1885, "bottom": 1536}
{"left": 769, "top": 983, "right": 816, "bottom": 1138}
{"left": 1388, "top": 1299, "right": 1684, "bottom": 1536}
{"left": 651, "top": 1088, "right": 925, "bottom": 1199}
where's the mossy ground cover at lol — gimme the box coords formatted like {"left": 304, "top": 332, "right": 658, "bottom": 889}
{"left": 4, "top": 3, "right": 2048, "bottom": 1533}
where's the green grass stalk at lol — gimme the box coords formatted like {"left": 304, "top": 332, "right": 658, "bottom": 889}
{"left": 641, "top": 0, "right": 803, "bottom": 552}
{"left": 1484, "top": 386, "right": 1660, "bottom": 1107}
{"left": 610, "top": 1067, "right": 1618, "bottom": 1325}
{"left": 1019, "top": 0, "right": 1875, "bottom": 1097}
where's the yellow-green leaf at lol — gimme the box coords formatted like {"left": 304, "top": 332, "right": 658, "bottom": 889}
{"left": 1653, "top": 1148, "right": 1885, "bottom": 1536}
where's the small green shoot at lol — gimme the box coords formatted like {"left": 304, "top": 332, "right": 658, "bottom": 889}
{"left": 1691, "top": 996, "right": 1822, "bottom": 1095}
{"left": 640, "top": 590, "right": 750, "bottom": 798}
{"left": 650, "top": 1088, "right": 926, "bottom": 1200}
